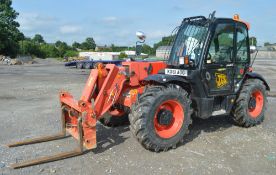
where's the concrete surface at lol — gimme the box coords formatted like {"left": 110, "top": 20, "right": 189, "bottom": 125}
{"left": 0, "top": 58, "right": 275, "bottom": 175}
{"left": 254, "top": 51, "right": 276, "bottom": 59}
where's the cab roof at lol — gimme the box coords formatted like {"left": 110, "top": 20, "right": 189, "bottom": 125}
{"left": 182, "top": 14, "right": 250, "bottom": 30}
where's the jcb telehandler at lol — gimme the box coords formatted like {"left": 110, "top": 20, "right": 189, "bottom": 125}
{"left": 7, "top": 12, "right": 269, "bottom": 168}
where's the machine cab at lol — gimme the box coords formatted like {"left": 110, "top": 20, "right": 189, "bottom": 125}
{"left": 166, "top": 15, "right": 251, "bottom": 97}
{"left": 201, "top": 18, "right": 250, "bottom": 96}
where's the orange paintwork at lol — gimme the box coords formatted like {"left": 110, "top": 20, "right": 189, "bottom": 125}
{"left": 93, "top": 64, "right": 127, "bottom": 117}
{"left": 154, "top": 99, "right": 184, "bottom": 139}
{"left": 233, "top": 14, "right": 250, "bottom": 30}
{"left": 122, "top": 61, "right": 167, "bottom": 86}
{"left": 184, "top": 56, "right": 189, "bottom": 65}
{"left": 119, "top": 86, "right": 145, "bottom": 107}
{"left": 80, "top": 69, "right": 98, "bottom": 102}
{"left": 59, "top": 61, "right": 167, "bottom": 150}
{"left": 60, "top": 91, "right": 96, "bottom": 149}
{"left": 248, "top": 90, "right": 264, "bottom": 118}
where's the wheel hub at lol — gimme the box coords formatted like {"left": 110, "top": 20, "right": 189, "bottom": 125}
{"left": 157, "top": 109, "right": 173, "bottom": 126}
{"left": 154, "top": 99, "right": 185, "bottom": 139}
{"left": 248, "top": 97, "right": 256, "bottom": 110}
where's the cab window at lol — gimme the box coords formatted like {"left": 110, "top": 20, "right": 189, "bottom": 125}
{"left": 207, "top": 23, "right": 235, "bottom": 64}
{"left": 236, "top": 24, "right": 249, "bottom": 63}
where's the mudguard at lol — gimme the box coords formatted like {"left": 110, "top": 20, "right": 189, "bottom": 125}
{"left": 245, "top": 72, "right": 270, "bottom": 91}
{"left": 144, "top": 74, "right": 189, "bottom": 85}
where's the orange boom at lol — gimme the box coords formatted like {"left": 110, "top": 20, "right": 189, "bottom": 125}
{"left": 7, "top": 61, "right": 166, "bottom": 168}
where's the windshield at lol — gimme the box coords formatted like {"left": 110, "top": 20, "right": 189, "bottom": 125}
{"left": 168, "top": 22, "right": 209, "bottom": 66}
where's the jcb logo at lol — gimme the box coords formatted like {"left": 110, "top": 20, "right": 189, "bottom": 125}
{"left": 215, "top": 73, "right": 228, "bottom": 88}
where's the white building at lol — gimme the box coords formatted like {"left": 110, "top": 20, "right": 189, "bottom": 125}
{"left": 156, "top": 46, "right": 172, "bottom": 59}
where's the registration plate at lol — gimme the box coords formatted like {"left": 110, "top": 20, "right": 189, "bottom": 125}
{"left": 165, "top": 69, "right": 187, "bottom": 76}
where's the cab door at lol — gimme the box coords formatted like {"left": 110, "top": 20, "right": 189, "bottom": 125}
{"left": 202, "top": 22, "right": 235, "bottom": 96}
{"left": 234, "top": 23, "right": 250, "bottom": 87}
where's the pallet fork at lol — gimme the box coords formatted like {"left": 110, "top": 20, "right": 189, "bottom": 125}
{"left": 6, "top": 64, "right": 126, "bottom": 169}
{"left": 6, "top": 106, "right": 85, "bottom": 169}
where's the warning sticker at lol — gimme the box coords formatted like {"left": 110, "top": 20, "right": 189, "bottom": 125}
{"left": 215, "top": 73, "right": 228, "bottom": 88}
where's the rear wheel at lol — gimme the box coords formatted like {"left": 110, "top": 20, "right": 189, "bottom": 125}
{"left": 129, "top": 85, "right": 192, "bottom": 152}
{"left": 76, "top": 62, "right": 83, "bottom": 69}
{"left": 84, "top": 62, "right": 92, "bottom": 69}
{"left": 231, "top": 79, "right": 267, "bottom": 127}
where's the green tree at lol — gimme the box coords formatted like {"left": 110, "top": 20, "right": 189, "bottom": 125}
{"left": 55, "top": 41, "right": 70, "bottom": 57}
{"left": 264, "top": 42, "right": 271, "bottom": 46}
{"left": 81, "top": 37, "right": 96, "bottom": 50}
{"left": 153, "top": 35, "right": 175, "bottom": 51}
{"left": 118, "top": 52, "right": 128, "bottom": 59}
{"left": 33, "top": 34, "right": 45, "bottom": 44}
{"left": 19, "top": 40, "right": 41, "bottom": 57}
{"left": 111, "top": 44, "right": 116, "bottom": 51}
{"left": 249, "top": 37, "right": 257, "bottom": 46}
{"left": 72, "top": 42, "right": 81, "bottom": 49}
{"left": 100, "top": 46, "right": 112, "bottom": 52}
{"left": 55, "top": 40, "right": 64, "bottom": 47}
{"left": 142, "top": 44, "right": 154, "bottom": 55}
{"left": 110, "top": 44, "right": 129, "bottom": 52}
{"left": 39, "top": 44, "right": 59, "bottom": 58}
{"left": 64, "top": 50, "right": 78, "bottom": 57}
{"left": 18, "top": 33, "right": 82, "bottom": 58}
{"left": 0, "top": 0, "right": 24, "bottom": 57}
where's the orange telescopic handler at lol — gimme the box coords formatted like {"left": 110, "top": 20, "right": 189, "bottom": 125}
{"left": 6, "top": 12, "right": 269, "bottom": 168}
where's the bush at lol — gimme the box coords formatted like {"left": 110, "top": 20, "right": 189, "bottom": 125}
{"left": 118, "top": 52, "right": 128, "bottom": 60}
{"left": 40, "top": 44, "right": 59, "bottom": 58}
{"left": 64, "top": 50, "right": 78, "bottom": 57}
{"left": 19, "top": 40, "right": 44, "bottom": 58}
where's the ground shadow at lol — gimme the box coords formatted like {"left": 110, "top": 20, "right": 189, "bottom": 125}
{"left": 92, "top": 123, "right": 130, "bottom": 153}
{"left": 182, "top": 114, "right": 234, "bottom": 145}
{"left": 92, "top": 115, "right": 234, "bottom": 152}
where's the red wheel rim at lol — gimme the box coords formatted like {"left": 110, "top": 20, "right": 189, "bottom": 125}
{"left": 154, "top": 100, "right": 184, "bottom": 139}
{"left": 248, "top": 90, "right": 264, "bottom": 118}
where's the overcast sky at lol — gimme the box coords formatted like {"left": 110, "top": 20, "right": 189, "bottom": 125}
{"left": 13, "top": 0, "right": 276, "bottom": 46}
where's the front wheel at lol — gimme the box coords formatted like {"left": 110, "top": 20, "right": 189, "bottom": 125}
{"left": 129, "top": 85, "right": 192, "bottom": 152}
{"left": 231, "top": 79, "right": 267, "bottom": 127}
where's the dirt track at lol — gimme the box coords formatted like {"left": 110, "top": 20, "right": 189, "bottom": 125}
{"left": 0, "top": 59, "right": 275, "bottom": 175}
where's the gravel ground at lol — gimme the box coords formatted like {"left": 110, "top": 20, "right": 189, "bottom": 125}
{"left": 0, "top": 58, "right": 276, "bottom": 175}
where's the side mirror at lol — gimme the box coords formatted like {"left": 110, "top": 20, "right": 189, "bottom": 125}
{"left": 135, "top": 31, "right": 146, "bottom": 56}
{"left": 250, "top": 46, "right": 257, "bottom": 54}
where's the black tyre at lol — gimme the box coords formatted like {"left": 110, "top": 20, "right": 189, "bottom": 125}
{"left": 231, "top": 79, "right": 267, "bottom": 127}
{"left": 84, "top": 62, "right": 91, "bottom": 69}
{"left": 99, "top": 106, "right": 129, "bottom": 127}
{"left": 129, "top": 85, "right": 192, "bottom": 152}
{"left": 76, "top": 62, "right": 83, "bottom": 69}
